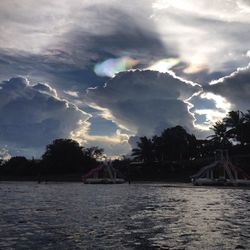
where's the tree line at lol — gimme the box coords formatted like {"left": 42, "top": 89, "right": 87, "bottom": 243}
{"left": 131, "top": 110, "right": 250, "bottom": 163}
{"left": 0, "top": 139, "right": 104, "bottom": 178}
{"left": 126, "top": 110, "right": 250, "bottom": 181}
{"left": 0, "top": 110, "right": 250, "bottom": 181}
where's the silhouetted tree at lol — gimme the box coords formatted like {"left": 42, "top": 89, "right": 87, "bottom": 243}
{"left": 2, "top": 109, "right": 250, "bottom": 181}
{"left": 84, "top": 147, "right": 104, "bottom": 161}
{"left": 152, "top": 135, "right": 164, "bottom": 161}
{"left": 132, "top": 126, "right": 198, "bottom": 162}
{"left": 160, "top": 126, "right": 197, "bottom": 161}
{"left": 2, "top": 156, "right": 32, "bottom": 176}
{"left": 223, "top": 110, "right": 245, "bottom": 144}
{"left": 42, "top": 139, "right": 86, "bottom": 174}
{"left": 132, "top": 136, "right": 154, "bottom": 162}
{"left": 244, "top": 110, "right": 250, "bottom": 122}
{"left": 208, "top": 121, "right": 231, "bottom": 148}
{"left": 196, "top": 139, "right": 214, "bottom": 158}
{"left": 241, "top": 110, "right": 250, "bottom": 145}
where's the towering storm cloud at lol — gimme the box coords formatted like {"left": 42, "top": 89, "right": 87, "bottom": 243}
{"left": 0, "top": 0, "right": 250, "bottom": 157}
{"left": 0, "top": 77, "right": 90, "bottom": 157}
{"left": 86, "top": 70, "right": 201, "bottom": 136}
{"left": 205, "top": 65, "right": 250, "bottom": 111}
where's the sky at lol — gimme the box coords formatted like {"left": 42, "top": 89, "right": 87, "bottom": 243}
{"left": 0, "top": 0, "right": 250, "bottom": 159}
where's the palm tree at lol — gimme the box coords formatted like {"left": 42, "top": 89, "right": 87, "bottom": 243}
{"left": 132, "top": 136, "right": 154, "bottom": 163}
{"left": 244, "top": 110, "right": 250, "bottom": 122}
{"left": 223, "top": 110, "right": 245, "bottom": 144}
{"left": 208, "top": 121, "right": 230, "bottom": 148}
{"left": 241, "top": 110, "right": 250, "bottom": 145}
{"left": 152, "top": 135, "right": 164, "bottom": 162}
{"left": 160, "top": 126, "right": 197, "bottom": 161}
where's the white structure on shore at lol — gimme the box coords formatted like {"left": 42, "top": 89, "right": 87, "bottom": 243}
{"left": 82, "top": 161, "right": 126, "bottom": 184}
{"left": 191, "top": 150, "right": 250, "bottom": 186}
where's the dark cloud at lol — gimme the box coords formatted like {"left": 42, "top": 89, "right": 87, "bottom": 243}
{"left": 0, "top": 49, "right": 107, "bottom": 93}
{"left": 172, "top": 62, "right": 227, "bottom": 85}
{"left": 205, "top": 65, "right": 250, "bottom": 111}
{"left": 61, "top": 5, "right": 173, "bottom": 65}
{"left": 0, "top": 77, "right": 90, "bottom": 157}
{"left": 87, "top": 70, "right": 201, "bottom": 136}
{"left": 1, "top": 0, "right": 250, "bottom": 158}
{"left": 0, "top": 6, "right": 174, "bottom": 103}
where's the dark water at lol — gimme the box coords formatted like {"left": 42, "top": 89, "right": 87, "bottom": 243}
{"left": 0, "top": 183, "right": 250, "bottom": 249}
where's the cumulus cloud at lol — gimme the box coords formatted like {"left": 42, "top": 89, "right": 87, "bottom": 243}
{"left": 86, "top": 70, "right": 201, "bottom": 137}
{"left": 188, "top": 65, "right": 250, "bottom": 132}
{"left": 0, "top": 77, "right": 133, "bottom": 158}
{"left": 205, "top": 64, "right": 250, "bottom": 111}
{"left": 190, "top": 91, "right": 232, "bottom": 131}
{"left": 1, "top": 0, "right": 250, "bottom": 157}
{"left": 0, "top": 77, "right": 90, "bottom": 157}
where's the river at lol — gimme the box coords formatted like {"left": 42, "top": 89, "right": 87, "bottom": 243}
{"left": 0, "top": 182, "right": 250, "bottom": 249}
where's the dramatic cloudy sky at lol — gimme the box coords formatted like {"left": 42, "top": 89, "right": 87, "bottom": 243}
{"left": 1, "top": 0, "right": 250, "bottom": 158}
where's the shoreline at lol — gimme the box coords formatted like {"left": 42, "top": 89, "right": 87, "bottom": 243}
{"left": 1, "top": 179, "right": 250, "bottom": 190}
{"left": 0, "top": 174, "right": 191, "bottom": 183}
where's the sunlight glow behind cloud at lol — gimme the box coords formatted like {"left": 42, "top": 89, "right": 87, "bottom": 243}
{"left": 183, "top": 55, "right": 207, "bottom": 74}
{"left": 148, "top": 58, "right": 180, "bottom": 73}
{"left": 152, "top": 0, "right": 250, "bottom": 74}
{"left": 193, "top": 92, "right": 232, "bottom": 130}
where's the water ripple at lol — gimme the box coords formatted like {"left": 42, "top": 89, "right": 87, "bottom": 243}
{"left": 0, "top": 183, "right": 250, "bottom": 249}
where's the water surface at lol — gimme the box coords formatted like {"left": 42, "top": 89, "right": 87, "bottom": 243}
{"left": 0, "top": 182, "right": 250, "bottom": 249}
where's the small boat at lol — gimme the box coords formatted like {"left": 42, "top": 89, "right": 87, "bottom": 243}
{"left": 191, "top": 150, "right": 250, "bottom": 186}
{"left": 82, "top": 162, "right": 126, "bottom": 184}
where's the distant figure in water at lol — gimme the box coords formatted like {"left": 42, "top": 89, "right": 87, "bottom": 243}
{"left": 127, "top": 175, "right": 131, "bottom": 184}
{"left": 37, "top": 173, "right": 41, "bottom": 184}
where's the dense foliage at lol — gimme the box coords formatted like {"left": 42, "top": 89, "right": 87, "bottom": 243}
{"left": 126, "top": 110, "right": 250, "bottom": 181}
{"left": 0, "top": 139, "right": 104, "bottom": 178}
{"left": 131, "top": 110, "right": 250, "bottom": 164}
{"left": 43, "top": 139, "right": 87, "bottom": 174}
{"left": 0, "top": 110, "right": 250, "bottom": 182}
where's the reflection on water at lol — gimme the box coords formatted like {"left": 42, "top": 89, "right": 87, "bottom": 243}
{"left": 0, "top": 183, "right": 250, "bottom": 249}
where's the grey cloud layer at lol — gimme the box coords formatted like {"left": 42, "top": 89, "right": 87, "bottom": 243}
{"left": 63, "top": 6, "right": 173, "bottom": 65}
{"left": 205, "top": 65, "right": 250, "bottom": 111}
{"left": 0, "top": 77, "right": 90, "bottom": 156}
{"left": 152, "top": 0, "right": 250, "bottom": 76}
{"left": 1, "top": 0, "right": 250, "bottom": 89}
{"left": 0, "top": 0, "right": 250, "bottom": 157}
{"left": 87, "top": 70, "right": 201, "bottom": 136}
{"left": 0, "top": 3, "right": 171, "bottom": 97}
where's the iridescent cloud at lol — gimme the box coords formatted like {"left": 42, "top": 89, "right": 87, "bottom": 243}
{"left": 94, "top": 57, "right": 139, "bottom": 77}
